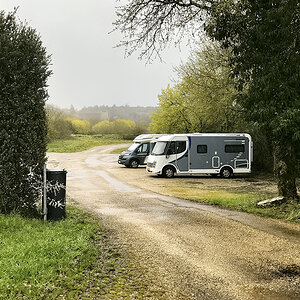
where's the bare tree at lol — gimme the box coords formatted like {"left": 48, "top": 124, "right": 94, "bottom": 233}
{"left": 114, "top": 0, "right": 212, "bottom": 60}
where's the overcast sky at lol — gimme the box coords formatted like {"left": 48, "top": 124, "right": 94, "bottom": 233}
{"left": 1, "top": 0, "right": 191, "bottom": 109}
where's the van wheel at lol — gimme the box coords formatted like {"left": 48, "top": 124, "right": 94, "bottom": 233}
{"left": 163, "top": 166, "right": 175, "bottom": 178}
{"left": 220, "top": 167, "right": 233, "bottom": 178}
{"left": 130, "top": 159, "right": 139, "bottom": 168}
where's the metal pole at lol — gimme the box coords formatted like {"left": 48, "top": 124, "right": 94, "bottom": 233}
{"left": 43, "top": 164, "right": 47, "bottom": 221}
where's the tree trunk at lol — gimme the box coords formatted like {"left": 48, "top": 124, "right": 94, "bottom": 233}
{"left": 273, "top": 141, "right": 299, "bottom": 199}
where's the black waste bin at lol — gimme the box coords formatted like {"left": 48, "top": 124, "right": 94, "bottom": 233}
{"left": 44, "top": 169, "right": 67, "bottom": 221}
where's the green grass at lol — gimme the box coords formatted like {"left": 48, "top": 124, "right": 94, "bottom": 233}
{"left": 166, "top": 187, "right": 300, "bottom": 222}
{"left": 47, "top": 134, "right": 131, "bottom": 153}
{"left": 0, "top": 207, "right": 151, "bottom": 299}
{"left": 110, "top": 146, "right": 129, "bottom": 154}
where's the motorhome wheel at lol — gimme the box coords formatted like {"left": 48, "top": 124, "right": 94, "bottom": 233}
{"left": 220, "top": 167, "right": 233, "bottom": 178}
{"left": 130, "top": 159, "right": 139, "bottom": 168}
{"left": 163, "top": 166, "right": 175, "bottom": 178}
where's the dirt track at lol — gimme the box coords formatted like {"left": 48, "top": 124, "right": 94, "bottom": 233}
{"left": 48, "top": 145, "right": 300, "bottom": 299}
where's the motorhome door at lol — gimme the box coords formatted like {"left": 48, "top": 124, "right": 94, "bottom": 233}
{"left": 175, "top": 141, "right": 188, "bottom": 171}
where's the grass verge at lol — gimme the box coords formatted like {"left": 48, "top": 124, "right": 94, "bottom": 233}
{"left": 163, "top": 186, "right": 299, "bottom": 222}
{"left": 0, "top": 206, "right": 151, "bottom": 299}
{"left": 47, "top": 134, "right": 131, "bottom": 153}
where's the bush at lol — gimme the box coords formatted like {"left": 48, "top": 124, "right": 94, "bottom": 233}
{"left": 113, "top": 119, "right": 136, "bottom": 139}
{"left": 71, "top": 119, "right": 91, "bottom": 135}
{"left": 122, "top": 120, "right": 149, "bottom": 139}
{"left": 0, "top": 10, "right": 51, "bottom": 215}
{"left": 92, "top": 119, "right": 149, "bottom": 139}
{"left": 91, "top": 120, "right": 114, "bottom": 134}
{"left": 46, "top": 105, "right": 74, "bottom": 141}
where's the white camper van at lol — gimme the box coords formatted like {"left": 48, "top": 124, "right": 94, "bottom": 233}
{"left": 146, "top": 133, "right": 253, "bottom": 178}
{"left": 118, "top": 134, "right": 165, "bottom": 168}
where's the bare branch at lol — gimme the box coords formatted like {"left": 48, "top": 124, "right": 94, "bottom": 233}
{"left": 113, "top": 0, "right": 211, "bottom": 60}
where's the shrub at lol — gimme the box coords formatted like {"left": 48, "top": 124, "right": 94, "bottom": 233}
{"left": 71, "top": 119, "right": 91, "bottom": 135}
{"left": 0, "top": 10, "right": 51, "bottom": 215}
{"left": 112, "top": 119, "right": 136, "bottom": 139}
{"left": 91, "top": 119, "right": 149, "bottom": 139}
{"left": 46, "top": 105, "right": 74, "bottom": 141}
{"left": 91, "top": 120, "right": 114, "bottom": 134}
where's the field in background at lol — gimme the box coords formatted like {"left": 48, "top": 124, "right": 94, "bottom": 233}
{"left": 47, "top": 134, "right": 131, "bottom": 153}
{"left": 110, "top": 146, "right": 129, "bottom": 154}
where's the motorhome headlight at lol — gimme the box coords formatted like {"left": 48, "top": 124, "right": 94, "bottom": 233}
{"left": 147, "top": 161, "right": 156, "bottom": 168}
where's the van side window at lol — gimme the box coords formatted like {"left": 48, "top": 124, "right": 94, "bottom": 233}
{"left": 137, "top": 143, "right": 149, "bottom": 153}
{"left": 176, "top": 141, "right": 186, "bottom": 154}
{"left": 225, "top": 145, "right": 245, "bottom": 153}
{"left": 197, "top": 145, "right": 207, "bottom": 153}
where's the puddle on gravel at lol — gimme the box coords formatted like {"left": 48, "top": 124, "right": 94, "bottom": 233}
{"left": 67, "top": 168, "right": 89, "bottom": 179}
{"left": 145, "top": 196, "right": 300, "bottom": 243}
{"left": 95, "top": 207, "right": 149, "bottom": 225}
{"left": 85, "top": 155, "right": 101, "bottom": 167}
{"left": 275, "top": 264, "right": 300, "bottom": 278}
{"left": 96, "top": 170, "right": 140, "bottom": 193}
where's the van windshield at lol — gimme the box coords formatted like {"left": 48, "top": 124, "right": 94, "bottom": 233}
{"left": 127, "top": 143, "right": 140, "bottom": 151}
{"left": 152, "top": 141, "right": 167, "bottom": 155}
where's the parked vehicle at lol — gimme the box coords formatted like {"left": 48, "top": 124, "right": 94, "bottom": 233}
{"left": 118, "top": 134, "right": 164, "bottom": 168}
{"left": 146, "top": 133, "right": 253, "bottom": 178}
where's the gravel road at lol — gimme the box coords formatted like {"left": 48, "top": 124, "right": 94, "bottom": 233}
{"left": 47, "top": 145, "right": 300, "bottom": 299}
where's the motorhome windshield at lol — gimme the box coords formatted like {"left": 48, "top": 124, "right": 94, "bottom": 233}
{"left": 152, "top": 141, "right": 167, "bottom": 155}
{"left": 127, "top": 143, "right": 140, "bottom": 151}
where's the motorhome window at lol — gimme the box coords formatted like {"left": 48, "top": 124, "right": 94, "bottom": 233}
{"left": 128, "top": 143, "right": 140, "bottom": 151}
{"left": 197, "top": 145, "right": 207, "bottom": 153}
{"left": 225, "top": 145, "right": 245, "bottom": 153}
{"left": 149, "top": 142, "right": 156, "bottom": 153}
{"left": 167, "top": 141, "right": 176, "bottom": 155}
{"left": 176, "top": 141, "right": 186, "bottom": 154}
{"left": 152, "top": 141, "right": 167, "bottom": 155}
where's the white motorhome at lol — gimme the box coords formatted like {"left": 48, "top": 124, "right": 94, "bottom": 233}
{"left": 118, "top": 134, "right": 165, "bottom": 168}
{"left": 146, "top": 133, "right": 253, "bottom": 178}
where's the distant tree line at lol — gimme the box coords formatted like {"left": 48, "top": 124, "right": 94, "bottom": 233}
{"left": 46, "top": 105, "right": 150, "bottom": 140}
{"left": 64, "top": 105, "right": 156, "bottom": 125}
